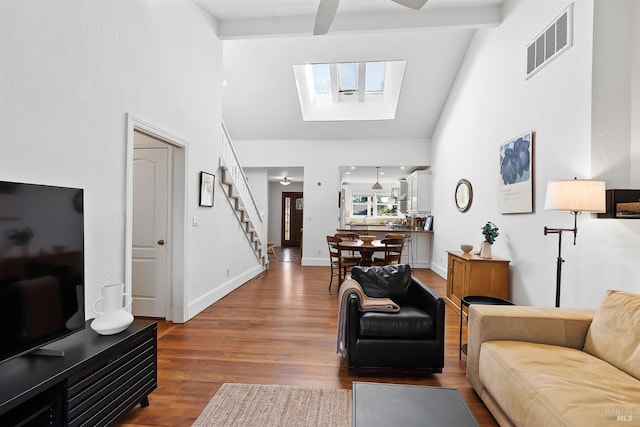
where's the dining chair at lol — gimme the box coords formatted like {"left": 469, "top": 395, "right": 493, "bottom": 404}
{"left": 327, "top": 235, "right": 359, "bottom": 290}
{"left": 384, "top": 233, "right": 407, "bottom": 240}
{"left": 335, "top": 232, "right": 362, "bottom": 265}
{"left": 335, "top": 232, "right": 359, "bottom": 239}
{"left": 373, "top": 237, "right": 405, "bottom": 266}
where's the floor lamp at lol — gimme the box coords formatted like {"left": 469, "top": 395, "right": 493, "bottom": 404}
{"left": 543, "top": 178, "right": 605, "bottom": 307}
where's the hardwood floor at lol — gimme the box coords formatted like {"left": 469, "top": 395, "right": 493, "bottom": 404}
{"left": 117, "top": 249, "right": 498, "bottom": 426}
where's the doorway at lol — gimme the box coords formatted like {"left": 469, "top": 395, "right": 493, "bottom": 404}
{"left": 126, "top": 114, "right": 187, "bottom": 322}
{"left": 281, "top": 192, "right": 303, "bottom": 247}
{"left": 132, "top": 132, "right": 170, "bottom": 318}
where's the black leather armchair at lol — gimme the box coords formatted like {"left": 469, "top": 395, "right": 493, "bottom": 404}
{"left": 345, "top": 266, "right": 445, "bottom": 372}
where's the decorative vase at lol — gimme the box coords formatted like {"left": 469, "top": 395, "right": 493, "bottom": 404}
{"left": 90, "top": 284, "right": 133, "bottom": 335}
{"left": 480, "top": 242, "right": 492, "bottom": 259}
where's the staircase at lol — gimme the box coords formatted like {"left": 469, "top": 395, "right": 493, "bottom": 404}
{"left": 219, "top": 123, "right": 268, "bottom": 267}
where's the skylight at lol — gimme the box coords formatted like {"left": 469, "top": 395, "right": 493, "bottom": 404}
{"left": 312, "top": 63, "right": 330, "bottom": 94}
{"left": 338, "top": 63, "right": 358, "bottom": 92}
{"left": 293, "top": 60, "right": 407, "bottom": 122}
{"left": 365, "top": 62, "right": 386, "bottom": 92}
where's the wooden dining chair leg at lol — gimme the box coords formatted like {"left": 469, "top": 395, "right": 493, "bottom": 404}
{"left": 329, "top": 260, "right": 339, "bottom": 290}
{"left": 327, "top": 235, "right": 342, "bottom": 291}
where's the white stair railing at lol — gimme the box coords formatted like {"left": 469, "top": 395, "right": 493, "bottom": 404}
{"left": 219, "top": 122, "right": 266, "bottom": 265}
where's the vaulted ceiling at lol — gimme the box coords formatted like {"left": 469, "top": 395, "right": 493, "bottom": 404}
{"left": 194, "top": 0, "right": 505, "bottom": 181}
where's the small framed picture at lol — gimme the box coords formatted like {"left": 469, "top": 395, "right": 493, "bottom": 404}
{"left": 425, "top": 215, "right": 433, "bottom": 231}
{"left": 199, "top": 172, "right": 215, "bottom": 207}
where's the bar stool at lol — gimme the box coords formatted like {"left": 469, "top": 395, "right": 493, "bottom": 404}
{"left": 267, "top": 244, "right": 277, "bottom": 259}
{"left": 459, "top": 295, "right": 514, "bottom": 360}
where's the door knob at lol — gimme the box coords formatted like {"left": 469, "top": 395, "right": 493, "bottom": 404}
{"left": 157, "top": 240, "right": 165, "bottom": 245}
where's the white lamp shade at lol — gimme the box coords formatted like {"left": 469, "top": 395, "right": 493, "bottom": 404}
{"left": 544, "top": 179, "right": 606, "bottom": 212}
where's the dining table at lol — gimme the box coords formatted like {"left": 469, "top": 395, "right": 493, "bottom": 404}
{"left": 337, "top": 238, "right": 401, "bottom": 267}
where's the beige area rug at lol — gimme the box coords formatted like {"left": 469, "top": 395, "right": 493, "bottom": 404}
{"left": 192, "top": 383, "right": 351, "bottom": 427}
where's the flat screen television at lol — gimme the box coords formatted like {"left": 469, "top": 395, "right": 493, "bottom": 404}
{"left": 0, "top": 181, "right": 84, "bottom": 363}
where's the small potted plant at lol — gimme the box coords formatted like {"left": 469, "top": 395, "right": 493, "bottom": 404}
{"left": 480, "top": 222, "right": 499, "bottom": 258}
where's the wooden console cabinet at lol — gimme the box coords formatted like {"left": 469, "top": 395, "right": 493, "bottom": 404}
{"left": 0, "top": 319, "right": 157, "bottom": 426}
{"left": 446, "top": 251, "right": 510, "bottom": 313}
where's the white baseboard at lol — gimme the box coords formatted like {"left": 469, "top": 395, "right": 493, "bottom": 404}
{"left": 301, "top": 257, "right": 330, "bottom": 266}
{"left": 186, "top": 265, "right": 264, "bottom": 320}
{"left": 430, "top": 261, "right": 447, "bottom": 279}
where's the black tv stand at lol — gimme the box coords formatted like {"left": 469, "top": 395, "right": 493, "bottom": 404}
{"left": 0, "top": 319, "right": 157, "bottom": 427}
{"left": 28, "top": 347, "right": 65, "bottom": 357}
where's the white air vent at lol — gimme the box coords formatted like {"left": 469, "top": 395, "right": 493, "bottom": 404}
{"left": 526, "top": 4, "right": 573, "bottom": 79}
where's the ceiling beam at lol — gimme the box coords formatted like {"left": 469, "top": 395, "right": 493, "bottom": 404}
{"left": 217, "top": 5, "right": 502, "bottom": 40}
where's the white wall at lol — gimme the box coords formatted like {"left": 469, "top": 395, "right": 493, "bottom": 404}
{"left": 591, "top": 0, "right": 640, "bottom": 189}
{"left": 234, "top": 138, "right": 430, "bottom": 265}
{"left": 633, "top": 2, "right": 640, "bottom": 186}
{"left": 5, "top": 0, "right": 635, "bottom": 323}
{"left": 431, "top": 0, "right": 640, "bottom": 308}
{"left": 0, "top": 0, "right": 262, "bottom": 321}
{"left": 591, "top": 0, "right": 634, "bottom": 185}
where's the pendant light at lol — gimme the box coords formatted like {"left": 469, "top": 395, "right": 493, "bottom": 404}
{"left": 280, "top": 177, "right": 292, "bottom": 186}
{"left": 371, "top": 167, "right": 383, "bottom": 190}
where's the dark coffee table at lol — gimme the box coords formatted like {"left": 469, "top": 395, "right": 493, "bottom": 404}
{"left": 352, "top": 382, "right": 479, "bottom": 427}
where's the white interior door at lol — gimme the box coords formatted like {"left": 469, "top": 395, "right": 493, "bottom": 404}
{"left": 132, "top": 145, "right": 169, "bottom": 318}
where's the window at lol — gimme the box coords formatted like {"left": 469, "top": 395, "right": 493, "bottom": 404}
{"left": 338, "top": 63, "right": 358, "bottom": 93}
{"left": 351, "top": 194, "right": 398, "bottom": 217}
{"left": 365, "top": 61, "right": 386, "bottom": 92}
{"left": 293, "top": 60, "right": 406, "bottom": 122}
{"left": 352, "top": 195, "right": 370, "bottom": 216}
{"left": 284, "top": 196, "right": 291, "bottom": 241}
{"left": 376, "top": 195, "right": 397, "bottom": 216}
{"left": 312, "top": 61, "right": 386, "bottom": 95}
{"left": 311, "top": 63, "right": 331, "bottom": 94}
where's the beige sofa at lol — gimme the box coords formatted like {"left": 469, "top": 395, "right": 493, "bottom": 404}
{"left": 467, "top": 290, "right": 640, "bottom": 427}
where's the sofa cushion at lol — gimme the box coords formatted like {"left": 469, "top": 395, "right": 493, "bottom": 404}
{"left": 480, "top": 340, "right": 640, "bottom": 427}
{"left": 359, "top": 306, "right": 434, "bottom": 339}
{"left": 351, "top": 264, "right": 411, "bottom": 300}
{"left": 583, "top": 290, "right": 640, "bottom": 380}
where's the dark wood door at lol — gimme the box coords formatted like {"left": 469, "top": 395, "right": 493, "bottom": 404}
{"left": 281, "top": 192, "right": 303, "bottom": 247}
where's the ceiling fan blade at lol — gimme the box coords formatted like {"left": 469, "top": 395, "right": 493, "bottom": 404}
{"left": 391, "top": 0, "right": 428, "bottom": 10}
{"left": 314, "top": 0, "right": 339, "bottom": 35}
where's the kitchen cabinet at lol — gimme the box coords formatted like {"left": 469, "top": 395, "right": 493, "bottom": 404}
{"left": 398, "top": 180, "right": 408, "bottom": 214}
{"left": 406, "top": 170, "right": 431, "bottom": 214}
{"left": 445, "top": 251, "right": 510, "bottom": 313}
